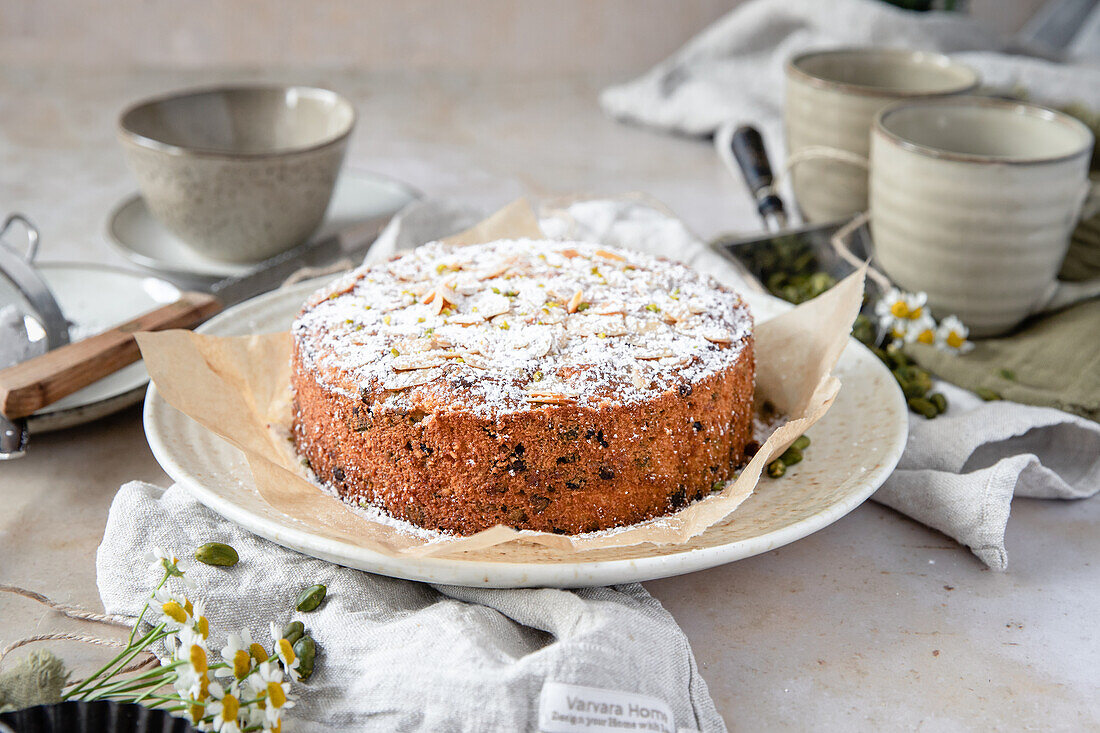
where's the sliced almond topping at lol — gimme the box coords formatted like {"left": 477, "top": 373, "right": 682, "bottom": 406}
{"left": 474, "top": 257, "right": 517, "bottom": 280}
{"left": 594, "top": 248, "right": 626, "bottom": 262}
{"left": 423, "top": 281, "right": 459, "bottom": 314}
{"left": 559, "top": 248, "right": 580, "bottom": 259}
{"left": 687, "top": 300, "right": 707, "bottom": 315}
{"left": 477, "top": 293, "right": 512, "bottom": 319}
{"left": 703, "top": 330, "right": 733, "bottom": 345}
{"left": 635, "top": 348, "right": 675, "bottom": 360}
{"left": 526, "top": 391, "right": 577, "bottom": 405}
{"left": 567, "top": 290, "right": 584, "bottom": 314}
{"left": 391, "top": 354, "right": 447, "bottom": 371}
{"left": 392, "top": 337, "right": 433, "bottom": 353}
{"left": 515, "top": 331, "right": 554, "bottom": 359}
{"left": 428, "top": 334, "right": 454, "bottom": 349}
{"left": 461, "top": 353, "right": 491, "bottom": 369}
{"left": 382, "top": 367, "right": 443, "bottom": 391}
{"left": 592, "top": 302, "right": 625, "bottom": 315}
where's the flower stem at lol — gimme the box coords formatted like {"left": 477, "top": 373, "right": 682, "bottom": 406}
{"left": 64, "top": 623, "right": 167, "bottom": 700}
{"left": 81, "top": 661, "right": 183, "bottom": 701}
{"left": 128, "top": 571, "right": 170, "bottom": 646}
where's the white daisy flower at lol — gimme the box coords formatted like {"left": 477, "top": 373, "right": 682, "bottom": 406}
{"left": 269, "top": 623, "right": 301, "bottom": 682}
{"left": 191, "top": 598, "right": 210, "bottom": 640}
{"left": 145, "top": 546, "right": 195, "bottom": 586}
{"left": 152, "top": 586, "right": 194, "bottom": 631}
{"left": 904, "top": 313, "right": 938, "bottom": 346}
{"left": 936, "top": 315, "right": 974, "bottom": 354}
{"left": 249, "top": 661, "right": 295, "bottom": 726}
{"left": 900, "top": 291, "right": 928, "bottom": 319}
{"left": 218, "top": 629, "right": 257, "bottom": 680}
{"left": 175, "top": 627, "right": 220, "bottom": 703}
{"left": 207, "top": 684, "right": 243, "bottom": 733}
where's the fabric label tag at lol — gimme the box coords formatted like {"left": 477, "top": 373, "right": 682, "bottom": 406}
{"left": 538, "top": 681, "right": 683, "bottom": 733}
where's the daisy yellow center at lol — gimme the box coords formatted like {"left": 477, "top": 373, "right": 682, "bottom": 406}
{"left": 277, "top": 638, "right": 296, "bottom": 664}
{"left": 162, "top": 601, "right": 187, "bottom": 624}
{"left": 196, "top": 616, "right": 209, "bottom": 639}
{"left": 189, "top": 702, "right": 204, "bottom": 724}
{"left": 184, "top": 599, "right": 194, "bottom": 616}
{"left": 189, "top": 645, "right": 208, "bottom": 674}
{"left": 249, "top": 642, "right": 269, "bottom": 662}
{"left": 909, "top": 306, "right": 923, "bottom": 319}
{"left": 221, "top": 694, "right": 240, "bottom": 721}
{"left": 946, "top": 331, "right": 965, "bottom": 349}
{"left": 233, "top": 649, "right": 251, "bottom": 678}
{"left": 917, "top": 329, "right": 935, "bottom": 345}
{"left": 890, "top": 301, "right": 910, "bottom": 319}
{"left": 267, "top": 682, "right": 287, "bottom": 708}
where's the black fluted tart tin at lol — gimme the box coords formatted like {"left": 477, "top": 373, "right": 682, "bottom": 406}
{"left": 0, "top": 701, "right": 196, "bottom": 733}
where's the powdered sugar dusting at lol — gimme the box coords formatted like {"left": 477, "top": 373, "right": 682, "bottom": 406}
{"left": 293, "top": 239, "right": 752, "bottom": 417}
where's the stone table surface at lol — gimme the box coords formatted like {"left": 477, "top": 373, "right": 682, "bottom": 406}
{"left": 1, "top": 67, "right": 1098, "bottom": 732}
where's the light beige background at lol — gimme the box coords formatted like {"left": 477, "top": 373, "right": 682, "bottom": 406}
{"left": 0, "top": 0, "right": 1044, "bottom": 73}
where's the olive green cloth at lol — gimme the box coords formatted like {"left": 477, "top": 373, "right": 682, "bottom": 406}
{"left": 0, "top": 650, "right": 68, "bottom": 713}
{"left": 906, "top": 211, "right": 1100, "bottom": 422}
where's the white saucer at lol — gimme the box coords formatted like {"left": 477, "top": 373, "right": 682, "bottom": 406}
{"left": 0, "top": 263, "right": 181, "bottom": 432}
{"left": 107, "top": 168, "right": 419, "bottom": 281}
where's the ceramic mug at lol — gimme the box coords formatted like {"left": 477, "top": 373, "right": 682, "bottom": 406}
{"left": 118, "top": 85, "right": 356, "bottom": 263}
{"left": 785, "top": 48, "right": 979, "bottom": 223}
{"left": 869, "top": 97, "right": 1099, "bottom": 337}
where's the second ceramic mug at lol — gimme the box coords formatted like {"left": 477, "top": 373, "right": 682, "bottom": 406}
{"left": 869, "top": 97, "right": 1099, "bottom": 337}
{"left": 785, "top": 48, "right": 979, "bottom": 223}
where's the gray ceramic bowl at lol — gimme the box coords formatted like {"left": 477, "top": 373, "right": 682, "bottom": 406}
{"left": 118, "top": 85, "right": 356, "bottom": 263}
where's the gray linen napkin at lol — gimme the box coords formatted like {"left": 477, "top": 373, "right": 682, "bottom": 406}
{"left": 599, "top": 0, "right": 1100, "bottom": 155}
{"left": 874, "top": 382, "right": 1100, "bottom": 570}
{"left": 97, "top": 482, "right": 725, "bottom": 733}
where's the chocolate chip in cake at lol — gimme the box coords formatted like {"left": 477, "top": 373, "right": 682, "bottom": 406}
{"left": 670, "top": 487, "right": 687, "bottom": 508}
{"left": 556, "top": 453, "right": 578, "bottom": 465}
{"left": 598, "top": 466, "right": 615, "bottom": 480}
{"left": 693, "top": 421, "right": 704, "bottom": 432}
{"left": 678, "top": 383, "right": 693, "bottom": 397}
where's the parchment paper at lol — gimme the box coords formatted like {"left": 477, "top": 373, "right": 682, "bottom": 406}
{"left": 136, "top": 200, "right": 865, "bottom": 559}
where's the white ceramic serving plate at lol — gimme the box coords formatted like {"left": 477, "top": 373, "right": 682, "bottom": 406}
{"left": 0, "top": 263, "right": 181, "bottom": 432}
{"left": 144, "top": 279, "right": 908, "bottom": 588}
{"left": 107, "top": 168, "right": 419, "bottom": 280}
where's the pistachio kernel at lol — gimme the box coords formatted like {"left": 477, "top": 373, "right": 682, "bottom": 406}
{"left": 294, "top": 635, "right": 317, "bottom": 681}
{"left": 281, "top": 620, "right": 305, "bottom": 645}
{"left": 194, "top": 542, "right": 239, "bottom": 567}
{"left": 295, "top": 584, "right": 327, "bottom": 613}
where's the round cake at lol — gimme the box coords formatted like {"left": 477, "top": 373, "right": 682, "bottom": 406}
{"left": 291, "top": 239, "right": 755, "bottom": 535}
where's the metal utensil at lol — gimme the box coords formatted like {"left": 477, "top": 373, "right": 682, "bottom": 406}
{"left": 711, "top": 124, "right": 884, "bottom": 333}
{"left": 0, "top": 214, "right": 71, "bottom": 459}
{"left": 0, "top": 211, "right": 392, "bottom": 441}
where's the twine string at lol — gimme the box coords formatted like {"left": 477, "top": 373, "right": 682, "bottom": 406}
{"left": 0, "top": 584, "right": 157, "bottom": 679}
{"left": 1, "top": 584, "right": 132, "bottom": 628}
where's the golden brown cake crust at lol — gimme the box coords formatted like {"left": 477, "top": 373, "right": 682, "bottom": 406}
{"left": 291, "top": 239, "right": 754, "bottom": 535}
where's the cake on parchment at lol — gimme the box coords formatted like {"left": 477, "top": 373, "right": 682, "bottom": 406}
{"left": 291, "top": 239, "right": 754, "bottom": 535}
